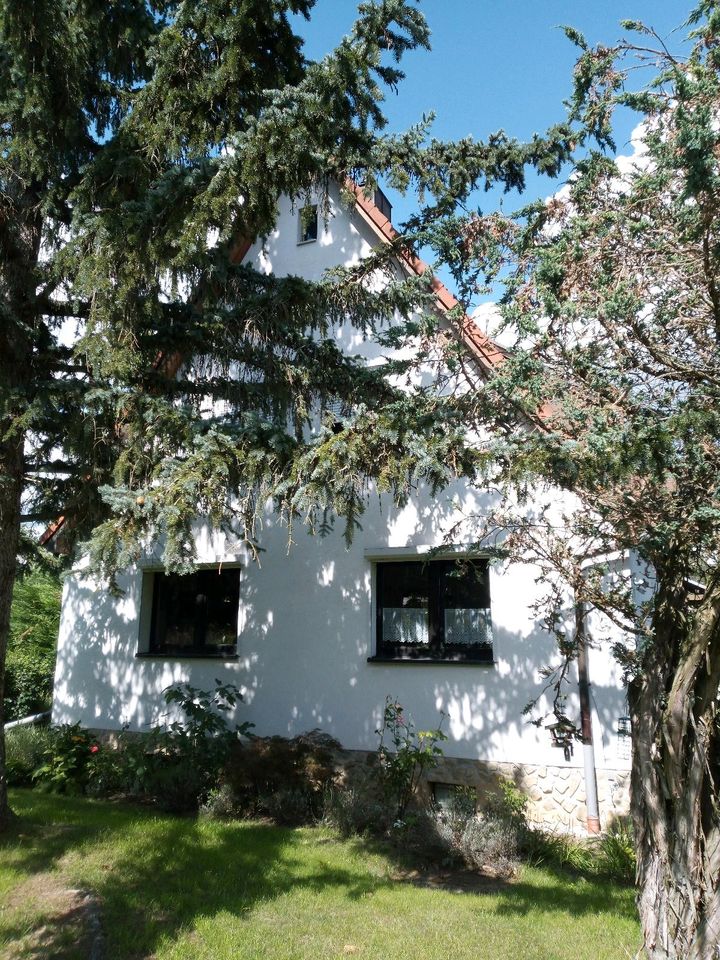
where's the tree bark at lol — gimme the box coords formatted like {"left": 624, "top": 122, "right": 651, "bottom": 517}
{"left": 630, "top": 577, "right": 720, "bottom": 959}
{"left": 0, "top": 425, "right": 23, "bottom": 830}
{"left": 0, "top": 178, "right": 41, "bottom": 831}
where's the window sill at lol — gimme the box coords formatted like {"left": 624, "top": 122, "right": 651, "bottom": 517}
{"left": 367, "top": 656, "right": 496, "bottom": 667}
{"left": 296, "top": 238, "right": 317, "bottom": 246}
{"left": 135, "top": 652, "right": 239, "bottom": 661}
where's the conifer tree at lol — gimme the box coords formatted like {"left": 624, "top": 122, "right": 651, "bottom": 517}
{"left": 0, "top": 0, "right": 572, "bottom": 829}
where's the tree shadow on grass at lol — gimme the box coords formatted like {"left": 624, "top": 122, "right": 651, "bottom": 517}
{"left": 1, "top": 790, "right": 394, "bottom": 959}
{"left": 493, "top": 864, "right": 638, "bottom": 923}
{"left": 344, "top": 832, "right": 638, "bottom": 924}
{"left": 0, "top": 793, "right": 115, "bottom": 877}
{"left": 1, "top": 790, "right": 639, "bottom": 959}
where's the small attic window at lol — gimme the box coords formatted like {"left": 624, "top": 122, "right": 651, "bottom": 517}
{"left": 373, "top": 187, "right": 392, "bottom": 221}
{"left": 298, "top": 204, "right": 318, "bottom": 244}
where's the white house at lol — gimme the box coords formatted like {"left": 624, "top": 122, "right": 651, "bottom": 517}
{"left": 52, "top": 182, "right": 633, "bottom": 831}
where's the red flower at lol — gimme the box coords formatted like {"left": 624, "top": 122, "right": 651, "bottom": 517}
{"left": 89, "top": 745, "right": 99, "bottom": 754}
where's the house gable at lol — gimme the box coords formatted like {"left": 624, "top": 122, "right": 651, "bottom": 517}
{"left": 49, "top": 181, "right": 632, "bottom": 834}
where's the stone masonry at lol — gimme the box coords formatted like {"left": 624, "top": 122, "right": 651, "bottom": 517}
{"left": 337, "top": 748, "right": 630, "bottom": 834}
{"left": 422, "top": 756, "right": 631, "bottom": 833}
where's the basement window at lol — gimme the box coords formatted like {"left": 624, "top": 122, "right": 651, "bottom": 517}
{"left": 298, "top": 204, "right": 318, "bottom": 243}
{"left": 371, "top": 558, "right": 493, "bottom": 663}
{"left": 146, "top": 568, "right": 240, "bottom": 658}
{"left": 432, "top": 782, "right": 477, "bottom": 812}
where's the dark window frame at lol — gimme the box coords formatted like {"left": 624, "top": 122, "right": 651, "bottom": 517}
{"left": 373, "top": 558, "right": 494, "bottom": 664}
{"left": 147, "top": 568, "right": 240, "bottom": 658}
{"left": 298, "top": 203, "right": 318, "bottom": 243}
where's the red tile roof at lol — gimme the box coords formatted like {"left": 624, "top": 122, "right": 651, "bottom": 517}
{"left": 347, "top": 181, "right": 507, "bottom": 375}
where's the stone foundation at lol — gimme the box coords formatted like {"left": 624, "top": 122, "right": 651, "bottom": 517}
{"left": 425, "top": 756, "right": 630, "bottom": 833}
{"left": 337, "top": 749, "right": 630, "bottom": 834}
{"left": 91, "top": 726, "right": 630, "bottom": 833}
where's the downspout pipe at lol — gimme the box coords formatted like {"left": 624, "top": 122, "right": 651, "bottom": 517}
{"left": 576, "top": 601, "right": 601, "bottom": 834}
{"left": 4, "top": 710, "right": 51, "bottom": 731}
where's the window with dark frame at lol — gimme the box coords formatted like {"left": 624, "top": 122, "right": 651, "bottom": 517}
{"left": 148, "top": 568, "right": 240, "bottom": 657}
{"left": 374, "top": 558, "right": 493, "bottom": 662}
{"left": 373, "top": 187, "right": 392, "bottom": 221}
{"left": 298, "top": 203, "right": 318, "bottom": 243}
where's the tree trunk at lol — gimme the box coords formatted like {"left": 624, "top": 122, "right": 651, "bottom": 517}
{"left": 0, "top": 427, "right": 23, "bottom": 830}
{"left": 0, "top": 179, "right": 40, "bottom": 831}
{"left": 629, "top": 577, "right": 720, "bottom": 959}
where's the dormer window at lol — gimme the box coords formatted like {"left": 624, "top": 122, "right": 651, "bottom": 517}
{"left": 298, "top": 204, "right": 318, "bottom": 243}
{"left": 374, "top": 187, "right": 392, "bottom": 221}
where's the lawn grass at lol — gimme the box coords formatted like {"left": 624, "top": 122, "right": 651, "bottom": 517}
{"left": 0, "top": 789, "right": 641, "bottom": 960}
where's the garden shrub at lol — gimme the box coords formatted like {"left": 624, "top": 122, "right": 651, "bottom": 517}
{"left": 140, "top": 752, "right": 213, "bottom": 812}
{"left": 523, "top": 828, "right": 594, "bottom": 872}
{"left": 85, "top": 730, "right": 205, "bottom": 811}
{"left": 33, "top": 723, "right": 100, "bottom": 794}
{"left": 6, "top": 566, "right": 61, "bottom": 722}
{"left": 391, "top": 807, "right": 457, "bottom": 866}
{"left": 48, "top": 680, "right": 249, "bottom": 810}
{"left": 376, "top": 698, "right": 447, "bottom": 821}
{"left": 323, "top": 700, "right": 448, "bottom": 841}
{"left": 85, "top": 731, "right": 152, "bottom": 798}
{"left": 323, "top": 781, "right": 392, "bottom": 838}
{"left": 5, "top": 723, "right": 53, "bottom": 786}
{"left": 485, "top": 776, "right": 529, "bottom": 827}
{"left": 260, "top": 787, "right": 316, "bottom": 825}
{"left": 415, "top": 780, "right": 526, "bottom": 877}
{"left": 223, "top": 729, "right": 340, "bottom": 824}
{"left": 140, "top": 680, "right": 252, "bottom": 810}
{"left": 598, "top": 819, "right": 636, "bottom": 883}
{"left": 403, "top": 785, "right": 475, "bottom": 866}
{"left": 436, "top": 785, "right": 478, "bottom": 841}
{"left": 457, "top": 814, "right": 521, "bottom": 877}
{"left": 521, "top": 817, "right": 635, "bottom": 885}
{"left": 199, "top": 783, "right": 244, "bottom": 820}
{"left": 375, "top": 783, "right": 522, "bottom": 877}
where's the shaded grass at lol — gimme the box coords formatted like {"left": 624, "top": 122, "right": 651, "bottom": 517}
{"left": 0, "top": 790, "right": 641, "bottom": 960}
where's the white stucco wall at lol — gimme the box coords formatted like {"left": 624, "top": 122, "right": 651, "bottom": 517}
{"left": 52, "top": 183, "right": 632, "bottom": 777}
{"left": 53, "top": 480, "right": 631, "bottom": 775}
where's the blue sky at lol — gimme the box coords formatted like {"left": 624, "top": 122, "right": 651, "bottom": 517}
{"left": 291, "top": 0, "right": 691, "bottom": 292}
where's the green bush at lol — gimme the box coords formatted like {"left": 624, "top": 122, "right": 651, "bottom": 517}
{"left": 5, "top": 724, "right": 53, "bottom": 785}
{"left": 598, "top": 820, "right": 636, "bottom": 883}
{"left": 38, "top": 681, "right": 250, "bottom": 810}
{"left": 324, "top": 700, "right": 448, "bottom": 841}
{"left": 223, "top": 729, "right": 340, "bottom": 824}
{"left": 390, "top": 807, "right": 456, "bottom": 866}
{"left": 199, "top": 783, "right": 244, "bottom": 820}
{"left": 323, "top": 782, "right": 391, "bottom": 838}
{"left": 521, "top": 819, "right": 636, "bottom": 885}
{"left": 376, "top": 698, "right": 447, "bottom": 821}
{"left": 85, "top": 732, "right": 150, "bottom": 798}
{"left": 6, "top": 566, "right": 62, "bottom": 722}
{"left": 33, "top": 723, "right": 100, "bottom": 794}
{"left": 485, "top": 776, "right": 528, "bottom": 826}
{"left": 88, "top": 681, "right": 251, "bottom": 811}
{"left": 423, "top": 783, "right": 523, "bottom": 876}
{"left": 437, "top": 785, "right": 478, "bottom": 840}
{"left": 154, "top": 681, "right": 252, "bottom": 810}
{"left": 457, "top": 816, "right": 521, "bottom": 876}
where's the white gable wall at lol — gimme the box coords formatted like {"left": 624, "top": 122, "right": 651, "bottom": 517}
{"left": 53, "top": 481, "right": 631, "bottom": 776}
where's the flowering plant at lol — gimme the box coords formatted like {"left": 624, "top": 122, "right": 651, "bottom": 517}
{"left": 33, "top": 723, "right": 101, "bottom": 793}
{"left": 376, "top": 697, "right": 446, "bottom": 820}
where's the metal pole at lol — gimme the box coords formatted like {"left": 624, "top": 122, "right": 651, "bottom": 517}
{"left": 576, "top": 601, "right": 601, "bottom": 834}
